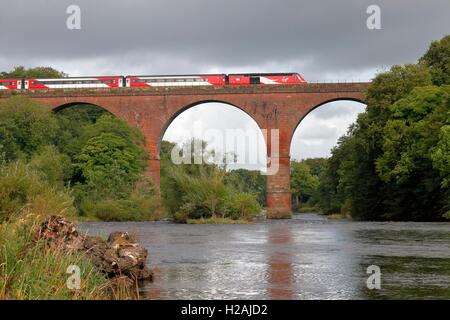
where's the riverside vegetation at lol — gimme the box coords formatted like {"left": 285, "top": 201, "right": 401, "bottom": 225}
{"left": 291, "top": 35, "right": 450, "bottom": 221}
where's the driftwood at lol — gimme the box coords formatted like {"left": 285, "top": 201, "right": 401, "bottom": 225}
{"left": 34, "top": 215, "right": 153, "bottom": 292}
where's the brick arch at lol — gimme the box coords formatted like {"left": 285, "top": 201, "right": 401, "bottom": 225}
{"left": 40, "top": 98, "right": 125, "bottom": 122}
{"left": 157, "top": 99, "right": 266, "bottom": 154}
{"left": 51, "top": 101, "right": 115, "bottom": 116}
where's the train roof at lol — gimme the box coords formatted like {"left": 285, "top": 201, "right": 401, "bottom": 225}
{"left": 25, "top": 76, "right": 123, "bottom": 80}
{"left": 125, "top": 74, "right": 226, "bottom": 77}
{"left": 228, "top": 72, "right": 300, "bottom": 76}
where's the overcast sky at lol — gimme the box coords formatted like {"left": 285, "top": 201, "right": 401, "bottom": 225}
{"left": 1, "top": 0, "right": 448, "bottom": 165}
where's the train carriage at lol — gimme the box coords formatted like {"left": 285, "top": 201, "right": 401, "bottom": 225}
{"left": 126, "top": 74, "right": 226, "bottom": 87}
{"left": 0, "top": 79, "right": 22, "bottom": 90}
{"left": 24, "top": 76, "right": 124, "bottom": 89}
{"left": 228, "top": 73, "right": 306, "bottom": 85}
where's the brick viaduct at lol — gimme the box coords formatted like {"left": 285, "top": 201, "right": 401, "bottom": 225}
{"left": 0, "top": 82, "right": 370, "bottom": 218}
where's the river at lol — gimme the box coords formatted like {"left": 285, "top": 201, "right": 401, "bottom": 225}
{"left": 80, "top": 213, "right": 450, "bottom": 300}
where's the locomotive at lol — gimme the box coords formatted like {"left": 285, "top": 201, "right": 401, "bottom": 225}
{"left": 0, "top": 72, "right": 306, "bottom": 90}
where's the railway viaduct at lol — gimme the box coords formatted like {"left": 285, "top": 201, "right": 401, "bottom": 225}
{"left": 0, "top": 82, "right": 371, "bottom": 218}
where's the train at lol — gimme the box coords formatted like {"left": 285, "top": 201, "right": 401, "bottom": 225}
{"left": 0, "top": 73, "right": 306, "bottom": 90}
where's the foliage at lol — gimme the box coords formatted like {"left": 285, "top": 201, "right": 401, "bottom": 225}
{"left": 225, "top": 168, "right": 266, "bottom": 205}
{"left": 225, "top": 191, "right": 261, "bottom": 220}
{"left": 28, "top": 145, "right": 72, "bottom": 187}
{"left": 0, "top": 66, "right": 66, "bottom": 79}
{"left": 79, "top": 179, "right": 165, "bottom": 221}
{"left": 0, "top": 96, "right": 59, "bottom": 161}
{"left": 316, "top": 35, "right": 450, "bottom": 221}
{"left": 0, "top": 161, "right": 76, "bottom": 222}
{"left": 75, "top": 132, "right": 147, "bottom": 199}
{"left": 290, "top": 160, "right": 320, "bottom": 210}
{"left": 55, "top": 104, "right": 109, "bottom": 157}
{"left": 419, "top": 35, "right": 450, "bottom": 86}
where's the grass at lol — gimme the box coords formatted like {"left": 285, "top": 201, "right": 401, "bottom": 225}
{"left": 0, "top": 212, "right": 136, "bottom": 300}
{"left": 186, "top": 217, "right": 251, "bottom": 224}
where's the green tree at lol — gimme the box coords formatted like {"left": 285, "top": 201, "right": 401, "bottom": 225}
{"left": 76, "top": 132, "right": 147, "bottom": 199}
{"left": 225, "top": 169, "right": 266, "bottom": 205}
{"left": 0, "top": 66, "right": 66, "bottom": 79}
{"left": 420, "top": 35, "right": 450, "bottom": 86}
{"left": 375, "top": 86, "right": 450, "bottom": 220}
{"left": 0, "top": 96, "right": 59, "bottom": 161}
{"left": 290, "top": 160, "right": 319, "bottom": 210}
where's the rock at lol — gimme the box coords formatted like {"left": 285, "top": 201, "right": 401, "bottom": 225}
{"left": 34, "top": 215, "right": 153, "bottom": 291}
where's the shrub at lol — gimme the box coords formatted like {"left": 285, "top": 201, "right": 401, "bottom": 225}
{"left": 28, "top": 145, "right": 72, "bottom": 187}
{"left": 0, "top": 96, "right": 59, "bottom": 161}
{"left": 0, "top": 161, "right": 76, "bottom": 222}
{"left": 225, "top": 192, "right": 262, "bottom": 220}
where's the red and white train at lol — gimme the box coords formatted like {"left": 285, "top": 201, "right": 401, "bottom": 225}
{"left": 0, "top": 73, "right": 306, "bottom": 90}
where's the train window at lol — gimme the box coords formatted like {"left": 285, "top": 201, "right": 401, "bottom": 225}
{"left": 0, "top": 81, "right": 13, "bottom": 85}
{"left": 250, "top": 77, "right": 260, "bottom": 84}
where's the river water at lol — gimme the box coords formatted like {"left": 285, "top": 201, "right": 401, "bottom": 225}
{"left": 80, "top": 213, "right": 450, "bottom": 300}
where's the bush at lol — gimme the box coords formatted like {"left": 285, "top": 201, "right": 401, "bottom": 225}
{"left": 28, "top": 145, "right": 72, "bottom": 187}
{"left": 0, "top": 96, "right": 59, "bottom": 161}
{"left": 79, "top": 179, "right": 165, "bottom": 221}
{"left": 0, "top": 161, "right": 76, "bottom": 222}
{"left": 225, "top": 192, "right": 262, "bottom": 220}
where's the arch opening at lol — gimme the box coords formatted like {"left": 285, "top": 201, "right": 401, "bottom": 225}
{"left": 161, "top": 101, "right": 267, "bottom": 172}
{"left": 52, "top": 102, "right": 113, "bottom": 120}
{"left": 159, "top": 101, "right": 269, "bottom": 213}
{"left": 289, "top": 99, "right": 366, "bottom": 212}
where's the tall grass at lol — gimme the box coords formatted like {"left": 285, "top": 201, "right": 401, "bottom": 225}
{"left": 0, "top": 161, "right": 75, "bottom": 222}
{"left": 0, "top": 161, "right": 136, "bottom": 300}
{"left": 0, "top": 213, "right": 112, "bottom": 300}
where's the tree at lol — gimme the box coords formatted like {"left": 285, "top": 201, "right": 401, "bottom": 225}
{"left": 375, "top": 86, "right": 450, "bottom": 220}
{"left": 316, "top": 35, "right": 450, "bottom": 221}
{"left": 419, "top": 35, "right": 450, "bottom": 86}
{"left": 290, "top": 160, "right": 319, "bottom": 210}
{"left": 225, "top": 169, "right": 266, "bottom": 205}
{"left": 0, "top": 96, "right": 59, "bottom": 161}
{"left": 0, "top": 66, "right": 66, "bottom": 79}
{"left": 76, "top": 132, "right": 147, "bottom": 199}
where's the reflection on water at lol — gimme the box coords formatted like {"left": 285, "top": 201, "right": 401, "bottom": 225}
{"left": 80, "top": 214, "right": 450, "bottom": 300}
{"left": 267, "top": 226, "right": 294, "bottom": 299}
